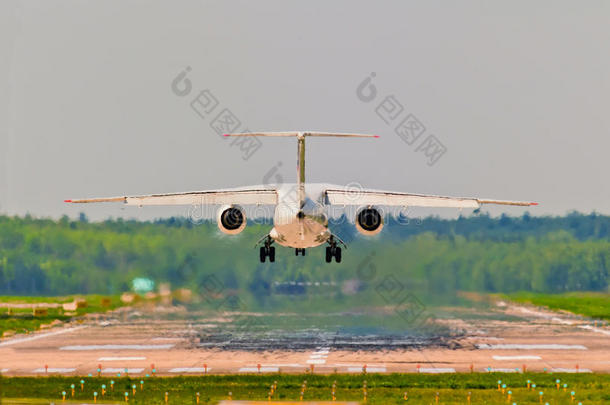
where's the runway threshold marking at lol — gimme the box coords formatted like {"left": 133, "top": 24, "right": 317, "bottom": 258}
{"left": 0, "top": 326, "right": 88, "bottom": 347}
{"left": 477, "top": 343, "right": 587, "bottom": 350}
{"left": 60, "top": 344, "right": 174, "bottom": 350}
{"left": 493, "top": 355, "right": 542, "bottom": 360}
{"left": 98, "top": 357, "right": 146, "bottom": 361}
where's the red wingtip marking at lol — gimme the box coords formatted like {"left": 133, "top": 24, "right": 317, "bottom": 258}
{"left": 223, "top": 134, "right": 230, "bottom": 137}
{"left": 373, "top": 135, "right": 380, "bottom": 138}
{"left": 64, "top": 199, "right": 72, "bottom": 203}
{"left": 530, "top": 202, "right": 539, "bottom": 206}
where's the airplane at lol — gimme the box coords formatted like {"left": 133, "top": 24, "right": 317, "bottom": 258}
{"left": 65, "top": 132, "right": 537, "bottom": 263}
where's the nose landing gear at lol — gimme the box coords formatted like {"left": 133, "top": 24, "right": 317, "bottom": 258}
{"left": 295, "top": 248, "right": 306, "bottom": 256}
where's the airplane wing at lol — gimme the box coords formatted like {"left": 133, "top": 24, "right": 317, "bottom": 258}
{"left": 65, "top": 187, "right": 278, "bottom": 206}
{"left": 324, "top": 188, "right": 537, "bottom": 208}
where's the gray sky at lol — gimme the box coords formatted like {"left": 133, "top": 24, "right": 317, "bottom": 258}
{"left": 1, "top": 0, "right": 609, "bottom": 221}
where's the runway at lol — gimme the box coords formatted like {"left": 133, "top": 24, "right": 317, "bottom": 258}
{"left": 0, "top": 301, "right": 608, "bottom": 376}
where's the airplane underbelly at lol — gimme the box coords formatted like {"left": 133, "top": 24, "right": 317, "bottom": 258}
{"left": 272, "top": 217, "right": 330, "bottom": 248}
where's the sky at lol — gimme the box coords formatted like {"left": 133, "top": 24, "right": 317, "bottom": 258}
{"left": 1, "top": 0, "right": 609, "bottom": 221}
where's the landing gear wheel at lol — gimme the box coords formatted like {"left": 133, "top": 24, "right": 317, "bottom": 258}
{"left": 325, "top": 235, "right": 345, "bottom": 263}
{"left": 269, "top": 246, "right": 275, "bottom": 262}
{"left": 260, "top": 246, "right": 266, "bottom": 263}
{"left": 295, "top": 249, "right": 299, "bottom": 256}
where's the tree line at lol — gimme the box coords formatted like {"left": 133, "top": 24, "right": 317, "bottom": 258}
{"left": 0, "top": 212, "right": 607, "bottom": 302}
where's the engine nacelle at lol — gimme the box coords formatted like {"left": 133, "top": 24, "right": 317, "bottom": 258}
{"left": 217, "top": 205, "right": 246, "bottom": 235}
{"left": 355, "top": 207, "right": 384, "bottom": 236}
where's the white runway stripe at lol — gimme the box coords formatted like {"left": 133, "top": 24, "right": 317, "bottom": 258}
{"left": 493, "top": 355, "right": 542, "bottom": 360}
{"left": 579, "top": 325, "right": 610, "bottom": 336}
{"left": 347, "top": 367, "right": 386, "bottom": 373}
{"left": 477, "top": 344, "right": 587, "bottom": 350}
{"left": 169, "top": 367, "right": 210, "bottom": 373}
{"left": 0, "top": 326, "right": 88, "bottom": 347}
{"left": 419, "top": 368, "right": 455, "bottom": 373}
{"left": 33, "top": 368, "right": 76, "bottom": 373}
{"left": 98, "top": 357, "right": 146, "bottom": 361}
{"left": 1, "top": 368, "right": 9, "bottom": 373}
{"left": 552, "top": 368, "right": 592, "bottom": 373}
{"left": 486, "top": 368, "right": 520, "bottom": 373}
{"left": 101, "top": 368, "right": 144, "bottom": 373}
{"left": 60, "top": 344, "right": 174, "bottom": 350}
{"left": 256, "top": 364, "right": 304, "bottom": 367}
{"left": 239, "top": 367, "right": 278, "bottom": 372}
{"left": 306, "top": 359, "right": 326, "bottom": 364}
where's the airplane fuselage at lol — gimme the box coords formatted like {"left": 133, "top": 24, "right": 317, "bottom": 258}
{"left": 269, "top": 183, "right": 332, "bottom": 248}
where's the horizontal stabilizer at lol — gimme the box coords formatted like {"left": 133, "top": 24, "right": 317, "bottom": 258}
{"left": 224, "top": 131, "right": 379, "bottom": 138}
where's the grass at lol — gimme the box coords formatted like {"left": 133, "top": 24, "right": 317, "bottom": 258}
{"left": 504, "top": 291, "right": 610, "bottom": 321}
{"left": 0, "top": 294, "right": 124, "bottom": 336}
{"left": 1, "top": 373, "right": 610, "bottom": 404}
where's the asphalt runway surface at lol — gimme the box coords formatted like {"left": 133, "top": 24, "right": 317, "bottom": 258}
{"left": 1, "top": 301, "right": 609, "bottom": 376}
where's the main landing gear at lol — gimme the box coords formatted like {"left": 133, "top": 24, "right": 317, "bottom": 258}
{"left": 295, "top": 248, "right": 306, "bottom": 256}
{"left": 258, "top": 235, "right": 275, "bottom": 263}
{"left": 325, "top": 235, "right": 343, "bottom": 263}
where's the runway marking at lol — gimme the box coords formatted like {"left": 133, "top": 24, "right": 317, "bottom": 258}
{"left": 418, "top": 368, "right": 455, "bottom": 373}
{"left": 551, "top": 317, "right": 574, "bottom": 325}
{"left": 255, "top": 364, "right": 304, "bottom": 367}
{"left": 102, "top": 368, "right": 144, "bottom": 374}
{"left": 1, "top": 368, "right": 9, "bottom": 373}
{"left": 239, "top": 367, "right": 279, "bottom": 372}
{"left": 305, "top": 345, "right": 329, "bottom": 365}
{"left": 60, "top": 344, "right": 174, "bottom": 350}
{"left": 552, "top": 368, "right": 592, "bottom": 373}
{"left": 0, "top": 326, "right": 88, "bottom": 347}
{"left": 493, "top": 355, "right": 542, "bottom": 360}
{"left": 486, "top": 368, "right": 520, "bottom": 373}
{"left": 477, "top": 343, "right": 587, "bottom": 350}
{"left": 347, "top": 367, "right": 386, "bottom": 373}
{"left": 579, "top": 325, "right": 610, "bottom": 336}
{"left": 332, "top": 363, "right": 385, "bottom": 367}
{"left": 98, "top": 357, "right": 147, "bottom": 361}
{"left": 169, "top": 367, "right": 211, "bottom": 373}
{"left": 33, "top": 368, "right": 76, "bottom": 373}
{"left": 152, "top": 337, "right": 185, "bottom": 341}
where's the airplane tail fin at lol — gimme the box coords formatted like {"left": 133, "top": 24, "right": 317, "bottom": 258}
{"left": 223, "top": 132, "right": 378, "bottom": 208}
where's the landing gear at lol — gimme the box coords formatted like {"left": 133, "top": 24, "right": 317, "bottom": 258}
{"left": 258, "top": 235, "right": 275, "bottom": 263}
{"left": 295, "top": 248, "right": 306, "bottom": 256}
{"left": 325, "top": 235, "right": 343, "bottom": 263}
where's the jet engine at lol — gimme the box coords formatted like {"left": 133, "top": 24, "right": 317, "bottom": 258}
{"left": 355, "top": 207, "right": 384, "bottom": 236}
{"left": 217, "top": 205, "right": 246, "bottom": 235}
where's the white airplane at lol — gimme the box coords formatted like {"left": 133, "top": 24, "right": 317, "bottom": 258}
{"left": 65, "top": 132, "right": 537, "bottom": 263}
